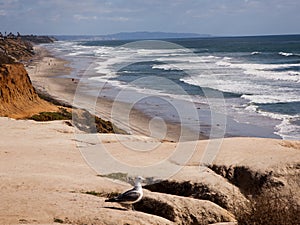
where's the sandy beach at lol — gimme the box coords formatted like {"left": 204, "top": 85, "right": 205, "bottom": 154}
{"left": 27, "top": 46, "right": 206, "bottom": 142}
{"left": 0, "top": 45, "right": 299, "bottom": 224}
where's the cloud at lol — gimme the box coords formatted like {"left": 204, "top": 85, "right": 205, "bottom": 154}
{"left": 0, "top": 0, "right": 299, "bottom": 35}
{"left": 0, "top": 10, "right": 7, "bottom": 16}
{"left": 74, "top": 14, "right": 98, "bottom": 21}
{"left": 106, "top": 16, "right": 130, "bottom": 22}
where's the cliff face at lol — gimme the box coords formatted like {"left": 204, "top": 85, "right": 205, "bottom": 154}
{"left": 0, "top": 63, "right": 38, "bottom": 102}
{"left": 0, "top": 36, "right": 59, "bottom": 118}
{"left": 0, "top": 34, "right": 55, "bottom": 64}
{"left": 0, "top": 38, "right": 34, "bottom": 63}
{"left": 0, "top": 63, "right": 57, "bottom": 118}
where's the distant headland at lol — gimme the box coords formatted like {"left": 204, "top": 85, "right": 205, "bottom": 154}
{"left": 55, "top": 31, "right": 211, "bottom": 41}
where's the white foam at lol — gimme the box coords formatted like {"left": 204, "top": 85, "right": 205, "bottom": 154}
{"left": 243, "top": 68, "right": 300, "bottom": 83}
{"left": 67, "top": 51, "right": 86, "bottom": 56}
{"left": 274, "top": 117, "right": 300, "bottom": 140}
{"left": 244, "top": 104, "right": 258, "bottom": 112}
{"left": 244, "top": 103, "right": 300, "bottom": 140}
{"left": 279, "top": 52, "right": 294, "bottom": 57}
{"left": 241, "top": 93, "right": 300, "bottom": 104}
{"left": 152, "top": 64, "right": 180, "bottom": 71}
{"left": 136, "top": 48, "right": 184, "bottom": 56}
{"left": 215, "top": 57, "right": 300, "bottom": 83}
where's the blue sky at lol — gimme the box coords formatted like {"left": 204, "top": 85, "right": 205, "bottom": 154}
{"left": 0, "top": 0, "right": 299, "bottom": 36}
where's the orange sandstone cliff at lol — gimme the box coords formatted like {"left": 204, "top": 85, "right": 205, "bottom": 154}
{"left": 0, "top": 37, "right": 58, "bottom": 118}
{"left": 0, "top": 63, "right": 57, "bottom": 118}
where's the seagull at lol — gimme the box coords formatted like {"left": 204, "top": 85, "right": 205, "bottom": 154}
{"left": 105, "top": 176, "right": 145, "bottom": 206}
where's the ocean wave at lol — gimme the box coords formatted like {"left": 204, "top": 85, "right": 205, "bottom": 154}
{"left": 243, "top": 69, "right": 300, "bottom": 83}
{"left": 155, "top": 55, "right": 221, "bottom": 64}
{"left": 278, "top": 52, "right": 300, "bottom": 57}
{"left": 152, "top": 64, "right": 180, "bottom": 71}
{"left": 67, "top": 51, "right": 86, "bottom": 56}
{"left": 216, "top": 57, "right": 300, "bottom": 82}
{"left": 50, "top": 38, "right": 300, "bottom": 140}
{"left": 244, "top": 102, "right": 300, "bottom": 140}
{"left": 274, "top": 118, "right": 300, "bottom": 140}
{"left": 241, "top": 94, "right": 300, "bottom": 104}
{"left": 135, "top": 48, "right": 186, "bottom": 56}
{"left": 181, "top": 72, "right": 298, "bottom": 102}
{"left": 257, "top": 101, "right": 300, "bottom": 116}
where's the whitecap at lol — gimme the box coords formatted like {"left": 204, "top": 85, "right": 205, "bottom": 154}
{"left": 152, "top": 64, "right": 180, "bottom": 71}
{"left": 274, "top": 117, "right": 300, "bottom": 140}
{"left": 241, "top": 94, "right": 300, "bottom": 104}
{"left": 278, "top": 52, "right": 294, "bottom": 57}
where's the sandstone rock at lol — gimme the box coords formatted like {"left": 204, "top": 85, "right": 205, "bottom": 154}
{"left": 133, "top": 191, "right": 235, "bottom": 225}
{"left": 185, "top": 138, "right": 300, "bottom": 197}
{"left": 0, "top": 38, "right": 34, "bottom": 62}
{"left": 0, "top": 63, "right": 57, "bottom": 118}
{"left": 145, "top": 166, "right": 248, "bottom": 212}
{"left": 207, "top": 138, "right": 300, "bottom": 196}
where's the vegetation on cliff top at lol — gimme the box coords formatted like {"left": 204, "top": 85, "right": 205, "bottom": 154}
{"left": 29, "top": 107, "right": 127, "bottom": 134}
{"left": 0, "top": 33, "right": 56, "bottom": 64}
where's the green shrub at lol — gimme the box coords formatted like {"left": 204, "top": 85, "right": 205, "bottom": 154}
{"left": 29, "top": 108, "right": 72, "bottom": 121}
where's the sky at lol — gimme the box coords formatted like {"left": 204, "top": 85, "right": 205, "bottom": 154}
{"left": 0, "top": 0, "right": 300, "bottom": 36}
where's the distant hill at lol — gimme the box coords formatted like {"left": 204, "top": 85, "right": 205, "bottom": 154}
{"left": 55, "top": 32, "right": 210, "bottom": 41}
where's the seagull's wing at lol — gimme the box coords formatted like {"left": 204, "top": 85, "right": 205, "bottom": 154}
{"left": 115, "top": 188, "right": 141, "bottom": 203}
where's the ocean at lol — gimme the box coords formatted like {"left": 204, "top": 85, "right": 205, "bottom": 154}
{"left": 45, "top": 35, "right": 300, "bottom": 140}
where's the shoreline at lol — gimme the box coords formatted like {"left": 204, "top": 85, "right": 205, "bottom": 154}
{"left": 27, "top": 45, "right": 208, "bottom": 142}
{"left": 27, "top": 44, "right": 282, "bottom": 141}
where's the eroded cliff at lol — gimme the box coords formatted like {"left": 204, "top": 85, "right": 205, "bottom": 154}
{"left": 0, "top": 63, "right": 57, "bottom": 118}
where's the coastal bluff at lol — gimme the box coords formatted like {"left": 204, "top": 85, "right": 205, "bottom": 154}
{"left": 0, "top": 63, "right": 57, "bottom": 118}
{"left": 0, "top": 34, "right": 55, "bottom": 62}
{"left": 0, "top": 36, "right": 57, "bottom": 118}
{"left": 0, "top": 117, "right": 299, "bottom": 224}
